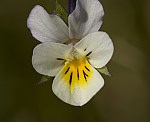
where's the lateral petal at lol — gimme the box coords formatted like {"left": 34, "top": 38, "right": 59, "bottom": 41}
{"left": 32, "top": 42, "right": 72, "bottom": 76}
{"left": 75, "top": 32, "right": 114, "bottom": 68}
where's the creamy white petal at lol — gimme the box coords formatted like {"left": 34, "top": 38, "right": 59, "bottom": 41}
{"left": 68, "top": 0, "right": 104, "bottom": 39}
{"left": 52, "top": 58, "right": 104, "bottom": 106}
{"left": 75, "top": 32, "right": 114, "bottom": 68}
{"left": 27, "top": 5, "right": 69, "bottom": 43}
{"left": 32, "top": 42, "right": 72, "bottom": 76}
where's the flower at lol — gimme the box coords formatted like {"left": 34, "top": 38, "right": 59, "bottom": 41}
{"left": 27, "top": 0, "right": 104, "bottom": 44}
{"left": 27, "top": 0, "right": 114, "bottom": 106}
{"left": 32, "top": 32, "right": 114, "bottom": 106}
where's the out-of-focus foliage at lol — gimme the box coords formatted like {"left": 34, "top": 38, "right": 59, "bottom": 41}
{"left": 0, "top": 0, "right": 149, "bottom": 122}
{"left": 97, "top": 66, "right": 111, "bottom": 76}
{"left": 55, "top": 0, "right": 68, "bottom": 23}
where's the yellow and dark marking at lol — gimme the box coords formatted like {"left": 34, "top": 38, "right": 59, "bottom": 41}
{"left": 86, "top": 51, "right": 92, "bottom": 57}
{"left": 61, "top": 58, "right": 92, "bottom": 89}
{"left": 57, "top": 58, "right": 64, "bottom": 60}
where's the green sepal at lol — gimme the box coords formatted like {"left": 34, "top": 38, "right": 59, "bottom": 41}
{"left": 36, "top": 75, "right": 52, "bottom": 85}
{"left": 96, "top": 66, "right": 111, "bottom": 76}
{"left": 55, "top": 0, "right": 68, "bottom": 24}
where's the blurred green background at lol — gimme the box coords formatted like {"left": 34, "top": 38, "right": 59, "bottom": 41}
{"left": 0, "top": 0, "right": 150, "bottom": 122}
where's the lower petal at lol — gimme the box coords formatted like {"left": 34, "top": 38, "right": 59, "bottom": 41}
{"left": 52, "top": 58, "right": 104, "bottom": 106}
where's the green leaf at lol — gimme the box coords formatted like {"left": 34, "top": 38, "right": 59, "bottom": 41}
{"left": 55, "top": 0, "right": 68, "bottom": 23}
{"left": 96, "top": 66, "right": 111, "bottom": 76}
{"left": 36, "top": 75, "right": 52, "bottom": 85}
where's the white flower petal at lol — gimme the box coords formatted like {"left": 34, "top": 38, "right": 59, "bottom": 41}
{"left": 68, "top": 0, "right": 104, "bottom": 39}
{"left": 27, "top": 5, "right": 69, "bottom": 43}
{"left": 75, "top": 32, "right": 114, "bottom": 68}
{"left": 32, "top": 42, "right": 72, "bottom": 76}
{"left": 52, "top": 58, "right": 104, "bottom": 106}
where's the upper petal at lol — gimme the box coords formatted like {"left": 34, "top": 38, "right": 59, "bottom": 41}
{"left": 32, "top": 42, "right": 72, "bottom": 76}
{"left": 52, "top": 58, "right": 104, "bottom": 106}
{"left": 27, "top": 5, "right": 69, "bottom": 43}
{"left": 68, "top": 0, "right": 104, "bottom": 39}
{"left": 75, "top": 32, "right": 114, "bottom": 68}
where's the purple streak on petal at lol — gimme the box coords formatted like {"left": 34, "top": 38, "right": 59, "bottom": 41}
{"left": 68, "top": 0, "right": 76, "bottom": 14}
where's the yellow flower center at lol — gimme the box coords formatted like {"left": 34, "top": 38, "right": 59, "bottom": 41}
{"left": 61, "top": 57, "right": 92, "bottom": 89}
